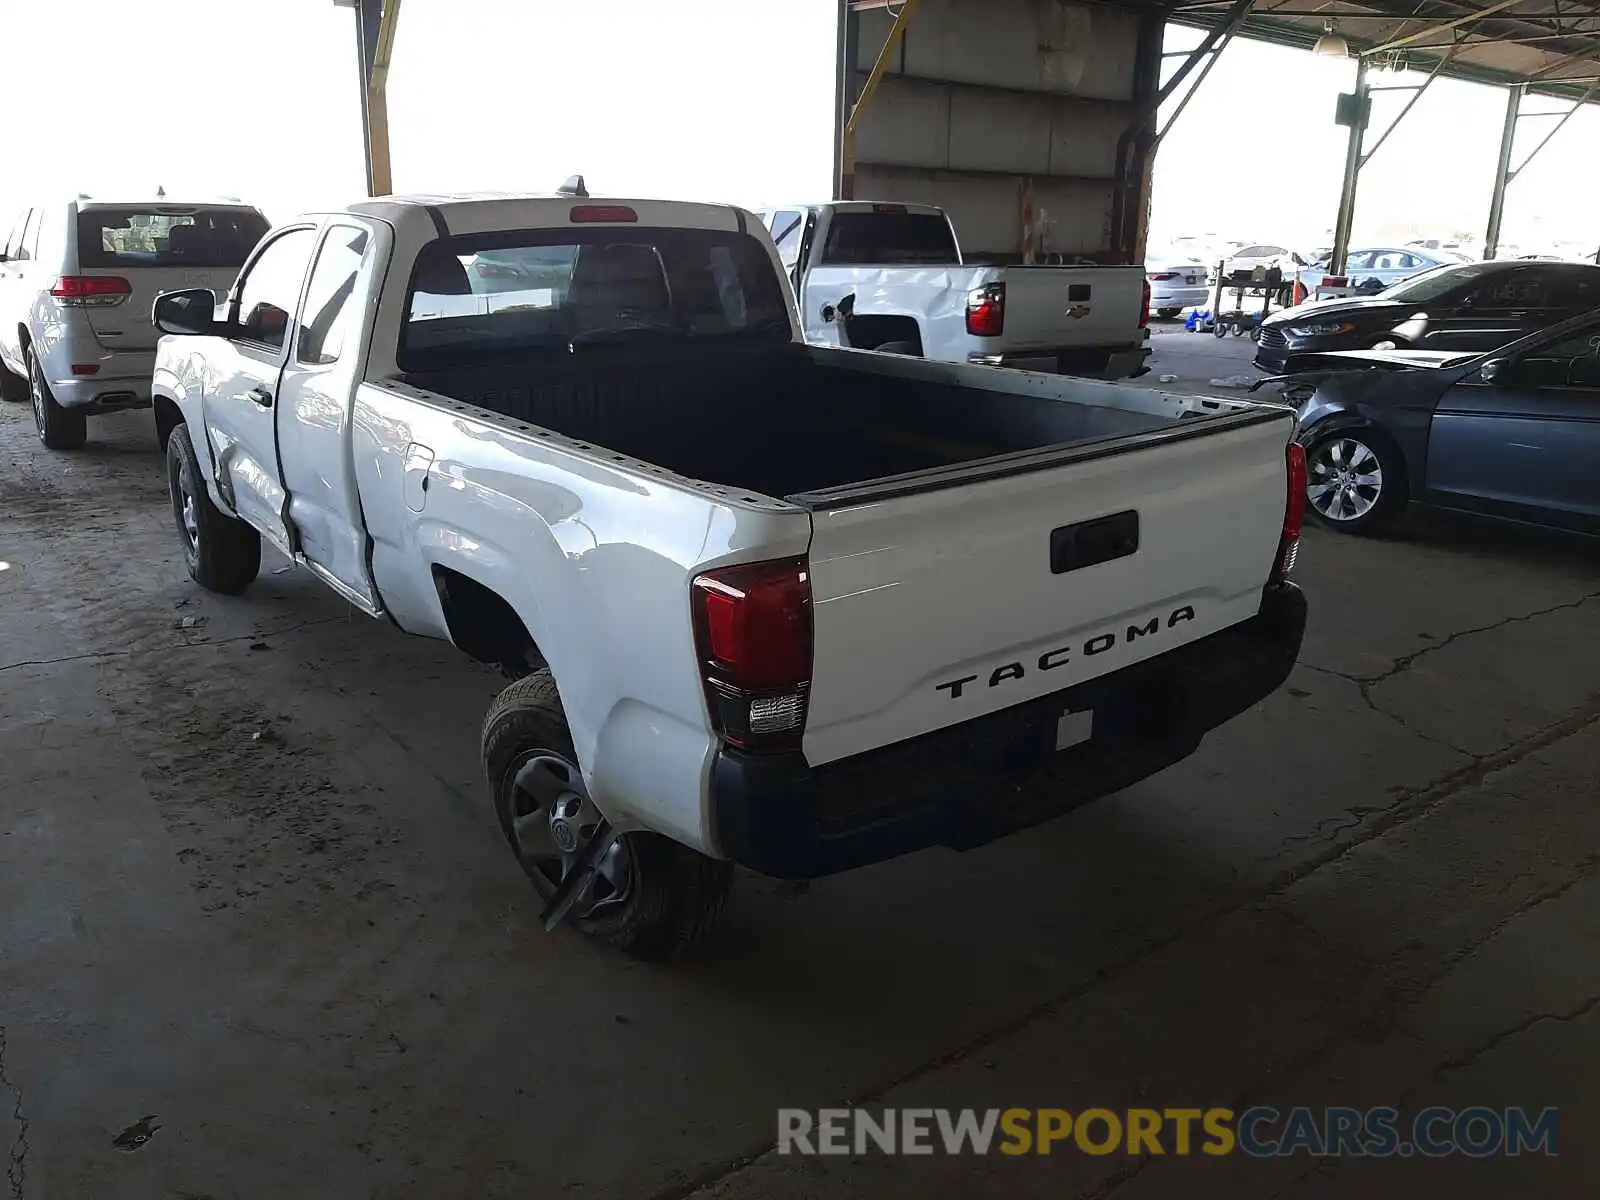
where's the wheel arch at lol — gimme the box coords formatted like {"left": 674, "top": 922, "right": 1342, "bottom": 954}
{"left": 431, "top": 564, "right": 546, "bottom": 677}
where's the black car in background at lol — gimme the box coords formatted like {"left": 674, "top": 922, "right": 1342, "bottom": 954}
{"left": 1266, "top": 311, "right": 1600, "bottom": 536}
{"left": 1255, "top": 260, "right": 1600, "bottom": 374}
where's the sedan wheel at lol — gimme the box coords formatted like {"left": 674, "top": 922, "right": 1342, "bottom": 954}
{"left": 1305, "top": 432, "right": 1403, "bottom": 534}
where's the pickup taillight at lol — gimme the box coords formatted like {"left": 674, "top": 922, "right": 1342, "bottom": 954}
{"left": 1139, "top": 278, "right": 1151, "bottom": 328}
{"left": 691, "top": 557, "right": 813, "bottom": 754}
{"left": 965, "top": 282, "right": 1005, "bottom": 337}
{"left": 1271, "top": 443, "right": 1308, "bottom": 586}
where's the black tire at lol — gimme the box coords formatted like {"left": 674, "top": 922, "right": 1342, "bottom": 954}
{"left": 872, "top": 340, "right": 920, "bottom": 356}
{"left": 166, "top": 422, "right": 261, "bottom": 593}
{"left": 1213, "top": 320, "right": 1228, "bottom": 339}
{"left": 1156, "top": 307, "right": 1181, "bottom": 319}
{"left": 0, "top": 364, "right": 26, "bottom": 403}
{"left": 484, "top": 671, "right": 732, "bottom": 960}
{"left": 1302, "top": 426, "right": 1408, "bottom": 535}
{"left": 29, "top": 347, "right": 87, "bottom": 449}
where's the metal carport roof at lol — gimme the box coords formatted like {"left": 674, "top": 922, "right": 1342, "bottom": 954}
{"left": 1171, "top": 1, "right": 1600, "bottom": 102}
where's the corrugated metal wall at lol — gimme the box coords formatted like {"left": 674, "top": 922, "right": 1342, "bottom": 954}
{"left": 844, "top": 0, "right": 1150, "bottom": 262}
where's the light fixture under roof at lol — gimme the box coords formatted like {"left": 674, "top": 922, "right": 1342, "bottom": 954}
{"left": 1314, "top": 20, "right": 1350, "bottom": 57}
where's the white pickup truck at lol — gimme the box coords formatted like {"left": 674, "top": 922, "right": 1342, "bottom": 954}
{"left": 150, "top": 191, "right": 1306, "bottom": 958}
{"left": 759, "top": 201, "right": 1151, "bottom": 379}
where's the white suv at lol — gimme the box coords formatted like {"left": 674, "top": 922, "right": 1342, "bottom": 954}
{"left": 0, "top": 197, "right": 269, "bottom": 448}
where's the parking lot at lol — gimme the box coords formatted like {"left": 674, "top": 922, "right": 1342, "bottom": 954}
{"left": 3, "top": 365, "right": 1597, "bottom": 1197}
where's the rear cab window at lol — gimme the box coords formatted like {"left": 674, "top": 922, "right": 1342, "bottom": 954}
{"left": 400, "top": 225, "right": 793, "bottom": 370}
{"left": 817, "top": 209, "right": 958, "bottom": 266}
{"left": 75, "top": 205, "right": 269, "bottom": 269}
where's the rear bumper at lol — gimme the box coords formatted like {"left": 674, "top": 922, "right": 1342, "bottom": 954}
{"left": 711, "top": 584, "right": 1306, "bottom": 879}
{"left": 40, "top": 340, "right": 155, "bottom": 411}
{"left": 970, "top": 344, "right": 1151, "bottom": 380}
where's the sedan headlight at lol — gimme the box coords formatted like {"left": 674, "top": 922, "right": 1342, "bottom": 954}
{"left": 1288, "top": 322, "right": 1356, "bottom": 337}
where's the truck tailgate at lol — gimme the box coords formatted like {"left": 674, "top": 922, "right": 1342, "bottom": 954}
{"left": 800, "top": 411, "right": 1295, "bottom": 765}
{"left": 1001, "top": 266, "right": 1144, "bottom": 349}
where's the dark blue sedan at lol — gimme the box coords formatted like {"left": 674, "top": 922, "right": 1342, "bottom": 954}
{"left": 1255, "top": 311, "right": 1600, "bottom": 536}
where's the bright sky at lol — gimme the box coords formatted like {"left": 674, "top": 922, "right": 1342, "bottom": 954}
{"left": 2, "top": 0, "right": 1595, "bottom": 257}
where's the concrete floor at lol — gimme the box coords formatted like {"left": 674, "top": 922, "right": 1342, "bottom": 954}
{"left": 1, "top": 389, "right": 1597, "bottom": 1199}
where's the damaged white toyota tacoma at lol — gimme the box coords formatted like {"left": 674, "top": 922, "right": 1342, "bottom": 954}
{"left": 149, "top": 188, "right": 1308, "bottom": 958}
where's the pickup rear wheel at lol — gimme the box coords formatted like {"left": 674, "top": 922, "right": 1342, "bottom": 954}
{"left": 484, "top": 671, "right": 732, "bottom": 960}
{"left": 166, "top": 423, "right": 262, "bottom": 593}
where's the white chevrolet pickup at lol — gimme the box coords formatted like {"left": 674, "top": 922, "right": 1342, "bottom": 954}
{"left": 760, "top": 201, "right": 1152, "bottom": 379}
{"left": 150, "top": 191, "right": 1307, "bottom": 958}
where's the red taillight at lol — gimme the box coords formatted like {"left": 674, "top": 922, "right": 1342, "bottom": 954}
{"left": 51, "top": 275, "right": 132, "bottom": 308}
{"left": 1139, "top": 278, "right": 1152, "bottom": 328}
{"left": 70, "top": 364, "right": 100, "bottom": 376}
{"left": 965, "top": 282, "right": 1005, "bottom": 337}
{"left": 1148, "top": 272, "right": 1178, "bottom": 281}
{"left": 1322, "top": 275, "right": 1348, "bottom": 289}
{"left": 691, "top": 557, "right": 812, "bottom": 752}
{"left": 1272, "top": 442, "right": 1307, "bottom": 585}
{"left": 569, "top": 204, "right": 638, "bottom": 223}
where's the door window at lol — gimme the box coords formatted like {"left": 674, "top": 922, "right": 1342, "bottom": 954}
{"left": 1544, "top": 269, "right": 1600, "bottom": 313}
{"left": 768, "top": 210, "right": 805, "bottom": 270}
{"left": 297, "top": 226, "right": 371, "bottom": 365}
{"left": 4, "top": 210, "right": 32, "bottom": 261}
{"left": 1342, "top": 251, "right": 1374, "bottom": 272}
{"left": 233, "top": 227, "right": 317, "bottom": 351}
{"left": 1464, "top": 267, "right": 1547, "bottom": 311}
{"left": 1509, "top": 327, "right": 1600, "bottom": 389}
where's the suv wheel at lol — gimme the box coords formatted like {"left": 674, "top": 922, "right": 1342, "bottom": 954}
{"left": 30, "top": 347, "right": 87, "bottom": 449}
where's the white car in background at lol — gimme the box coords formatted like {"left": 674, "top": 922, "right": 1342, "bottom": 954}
{"left": 0, "top": 195, "right": 268, "bottom": 448}
{"left": 1146, "top": 256, "right": 1210, "bottom": 318}
{"left": 1296, "top": 246, "right": 1463, "bottom": 296}
{"left": 1223, "top": 243, "right": 1305, "bottom": 277}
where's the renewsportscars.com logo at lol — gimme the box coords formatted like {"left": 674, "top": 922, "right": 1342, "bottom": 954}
{"left": 777, "top": 1106, "right": 1559, "bottom": 1159}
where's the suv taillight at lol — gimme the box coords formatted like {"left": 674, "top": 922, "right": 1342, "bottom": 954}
{"left": 51, "top": 275, "right": 132, "bottom": 308}
{"left": 965, "top": 282, "right": 1005, "bottom": 337}
{"left": 1139, "top": 278, "right": 1152, "bottom": 328}
{"left": 1271, "top": 442, "right": 1307, "bottom": 585}
{"left": 691, "top": 557, "right": 813, "bottom": 753}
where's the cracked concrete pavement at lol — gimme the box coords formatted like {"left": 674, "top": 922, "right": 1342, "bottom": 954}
{"left": 1, "top": 401, "right": 1597, "bottom": 1199}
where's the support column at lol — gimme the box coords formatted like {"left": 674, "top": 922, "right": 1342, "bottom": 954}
{"left": 351, "top": 0, "right": 402, "bottom": 197}
{"left": 832, "top": 0, "right": 860, "bottom": 199}
{"left": 1329, "top": 57, "right": 1369, "bottom": 278}
{"left": 1484, "top": 85, "right": 1524, "bottom": 259}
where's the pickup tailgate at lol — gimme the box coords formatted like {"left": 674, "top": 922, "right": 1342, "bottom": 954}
{"left": 800, "top": 410, "right": 1295, "bottom": 765}
{"left": 999, "top": 266, "right": 1144, "bottom": 349}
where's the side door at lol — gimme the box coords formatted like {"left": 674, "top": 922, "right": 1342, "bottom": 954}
{"left": 1420, "top": 267, "right": 1542, "bottom": 352}
{"left": 275, "top": 220, "right": 385, "bottom": 611}
{"left": 1426, "top": 323, "right": 1600, "bottom": 531}
{"left": 203, "top": 224, "right": 319, "bottom": 555}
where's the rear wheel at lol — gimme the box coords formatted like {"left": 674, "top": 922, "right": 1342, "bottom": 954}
{"left": 1304, "top": 428, "right": 1407, "bottom": 534}
{"left": 29, "top": 347, "right": 87, "bottom": 449}
{"left": 1156, "top": 307, "right": 1182, "bottom": 319}
{"left": 484, "top": 672, "right": 732, "bottom": 960}
{"left": 166, "top": 423, "right": 261, "bottom": 593}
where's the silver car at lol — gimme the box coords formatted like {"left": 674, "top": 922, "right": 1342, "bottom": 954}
{"left": 1301, "top": 246, "right": 1463, "bottom": 296}
{"left": 0, "top": 196, "right": 268, "bottom": 448}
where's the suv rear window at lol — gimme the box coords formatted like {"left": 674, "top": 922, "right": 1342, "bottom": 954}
{"left": 819, "top": 211, "right": 957, "bottom": 265}
{"left": 76, "top": 206, "right": 268, "bottom": 269}
{"left": 400, "top": 226, "right": 792, "bottom": 369}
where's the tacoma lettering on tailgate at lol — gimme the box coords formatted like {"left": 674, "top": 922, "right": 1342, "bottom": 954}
{"left": 935, "top": 606, "right": 1196, "bottom": 699}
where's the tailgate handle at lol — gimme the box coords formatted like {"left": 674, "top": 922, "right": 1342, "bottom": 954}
{"left": 1051, "top": 511, "right": 1138, "bottom": 574}
{"left": 1068, "top": 283, "right": 1091, "bottom": 302}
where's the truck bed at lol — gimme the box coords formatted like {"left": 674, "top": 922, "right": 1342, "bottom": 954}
{"left": 397, "top": 343, "right": 1195, "bottom": 503}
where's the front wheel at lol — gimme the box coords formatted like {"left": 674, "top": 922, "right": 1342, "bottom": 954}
{"left": 30, "top": 348, "right": 86, "bottom": 449}
{"left": 1304, "top": 429, "right": 1407, "bottom": 534}
{"left": 484, "top": 672, "right": 732, "bottom": 960}
{"left": 166, "top": 423, "right": 261, "bottom": 593}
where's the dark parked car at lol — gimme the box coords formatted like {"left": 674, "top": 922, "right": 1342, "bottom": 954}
{"left": 1261, "top": 311, "right": 1600, "bottom": 536}
{"left": 1255, "top": 259, "right": 1600, "bottom": 374}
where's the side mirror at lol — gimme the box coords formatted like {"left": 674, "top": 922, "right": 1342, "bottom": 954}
{"left": 153, "top": 288, "right": 218, "bottom": 337}
{"left": 1479, "top": 358, "right": 1508, "bottom": 385}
